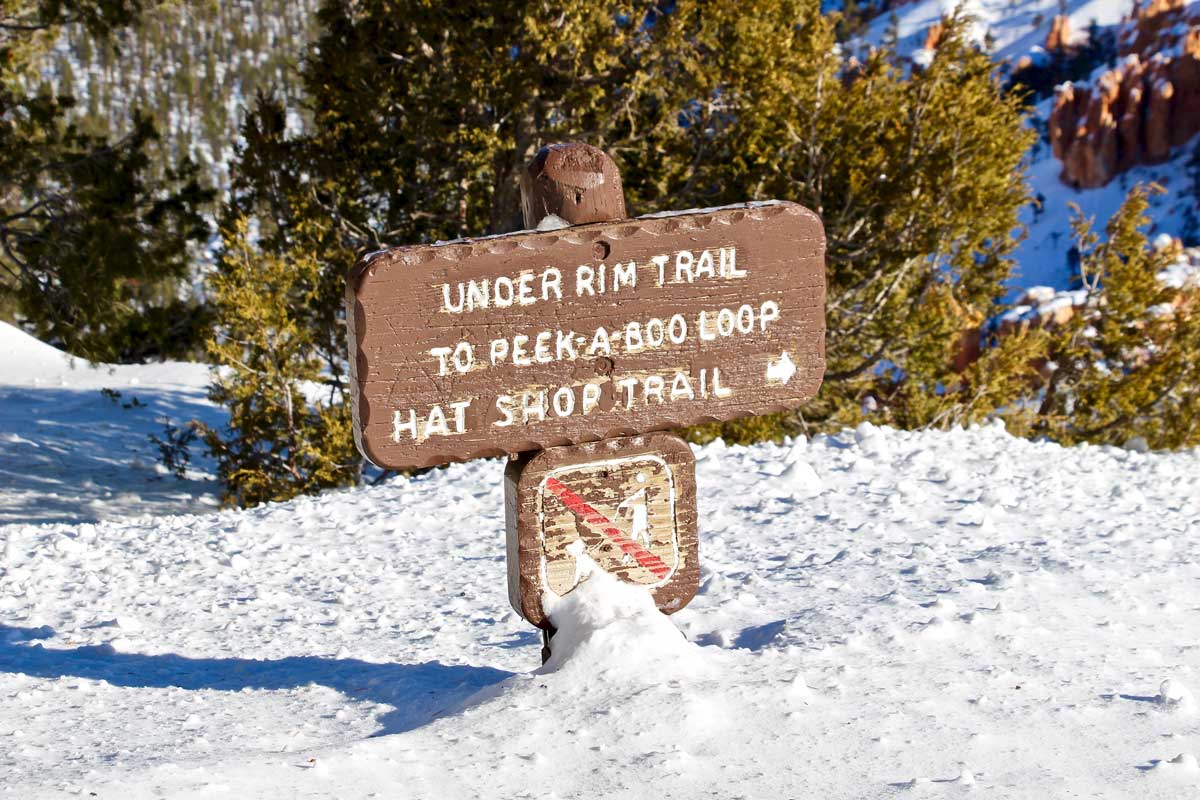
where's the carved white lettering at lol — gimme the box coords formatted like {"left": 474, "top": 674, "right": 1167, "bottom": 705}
{"left": 651, "top": 254, "right": 670, "bottom": 286}
{"left": 517, "top": 271, "right": 536, "bottom": 306}
{"left": 451, "top": 341, "right": 474, "bottom": 373}
{"left": 521, "top": 391, "right": 546, "bottom": 423}
{"left": 721, "top": 246, "right": 746, "bottom": 278}
{"left": 552, "top": 387, "right": 575, "bottom": 417}
{"left": 490, "top": 338, "right": 509, "bottom": 365}
{"left": 576, "top": 265, "right": 595, "bottom": 296}
{"left": 494, "top": 276, "right": 514, "bottom": 307}
{"left": 670, "top": 372, "right": 695, "bottom": 401}
{"left": 617, "top": 376, "right": 639, "bottom": 410}
{"left": 512, "top": 334, "right": 531, "bottom": 366}
{"left": 534, "top": 331, "right": 553, "bottom": 364}
{"left": 582, "top": 382, "right": 602, "bottom": 414}
{"left": 674, "top": 250, "right": 694, "bottom": 283}
{"left": 612, "top": 261, "right": 636, "bottom": 291}
{"left": 430, "top": 346, "right": 452, "bottom": 376}
{"left": 587, "top": 327, "right": 612, "bottom": 357}
{"left": 494, "top": 395, "right": 515, "bottom": 427}
{"left": 643, "top": 375, "right": 665, "bottom": 404}
{"left": 541, "top": 268, "right": 562, "bottom": 302}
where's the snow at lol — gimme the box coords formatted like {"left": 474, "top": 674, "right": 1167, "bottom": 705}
{"left": 0, "top": 322, "right": 222, "bottom": 525}
{"left": 1015, "top": 134, "right": 1196, "bottom": 292}
{"left": 852, "top": 0, "right": 1199, "bottom": 295}
{"left": 862, "top": 0, "right": 1132, "bottom": 65}
{"left": 3, "top": 396, "right": 1199, "bottom": 796}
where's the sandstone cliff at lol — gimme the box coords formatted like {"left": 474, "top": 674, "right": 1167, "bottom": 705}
{"left": 1049, "top": 0, "right": 1200, "bottom": 188}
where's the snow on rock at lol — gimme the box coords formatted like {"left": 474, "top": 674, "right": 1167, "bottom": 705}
{"left": 1156, "top": 678, "right": 1198, "bottom": 712}
{"left": 849, "top": 0, "right": 1197, "bottom": 295}
{"left": 2, "top": 420, "right": 1199, "bottom": 798}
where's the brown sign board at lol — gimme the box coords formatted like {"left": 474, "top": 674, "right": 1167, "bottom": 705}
{"left": 505, "top": 433, "right": 698, "bottom": 628}
{"left": 347, "top": 200, "right": 826, "bottom": 470}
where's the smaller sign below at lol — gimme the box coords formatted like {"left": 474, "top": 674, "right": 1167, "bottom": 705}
{"left": 505, "top": 433, "right": 698, "bottom": 628}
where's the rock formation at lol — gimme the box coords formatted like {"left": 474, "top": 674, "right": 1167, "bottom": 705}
{"left": 1045, "top": 15, "right": 1075, "bottom": 54}
{"left": 923, "top": 20, "right": 947, "bottom": 52}
{"left": 952, "top": 240, "right": 1200, "bottom": 373}
{"left": 1049, "top": 0, "right": 1200, "bottom": 188}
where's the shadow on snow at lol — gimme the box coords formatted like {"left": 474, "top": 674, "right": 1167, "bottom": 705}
{"left": 0, "top": 624, "right": 514, "bottom": 736}
{"left": 0, "top": 384, "right": 221, "bottom": 525}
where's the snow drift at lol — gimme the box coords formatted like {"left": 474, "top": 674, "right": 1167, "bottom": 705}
{"left": 3, "top": 411, "right": 1199, "bottom": 798}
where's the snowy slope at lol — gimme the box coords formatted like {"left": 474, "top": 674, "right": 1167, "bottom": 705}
{"left": 856, "top": 0, "right": 1197, "bottom": 293}
{"left": 1015, "top": 133, "right": 1194, "bottom": 290}
{"left": 0, "top": 322, "right": 221, "bottom": 524}
{"left": 863, "top": 0, "right": 1132, "bottom": 63}
{"left": 2, "top": 421, "right": 1198, "bottom": 798}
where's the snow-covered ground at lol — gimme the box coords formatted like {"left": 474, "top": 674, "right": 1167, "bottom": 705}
{"left": 0, "top": 322, "right": 221, "bottom": 525}
{"left": 3, "top": 412, "right": 1198, "bottom": 797}
{"left": 1015, "top": 139, "right": 1194, "bottom": 290}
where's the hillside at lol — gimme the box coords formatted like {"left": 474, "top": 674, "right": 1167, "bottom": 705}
{"left": 854, "top": 0, "right": 1200, "bottom": 290}
{"left": 28, "top": 0, "right": 1200, "bottom": 296}
{"left": 3, "top": 9, "right": 1198, "bottom": 796}
{"left": 27, "top": 0, "right": 319, "bottom": 192}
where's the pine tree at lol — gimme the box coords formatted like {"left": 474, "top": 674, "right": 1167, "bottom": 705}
{"left": 207, "top": 1, "right": 1041, "bottom": 502}
{"left": 1, "top": 0, "right": 213, "bottom": 361}
{"left": 198, "top": 215, "right": 359, "bottom": 507}
{"left": 1034, "top": 187, "right": 1200, "bottom": 449}
{"left": 662, "top": 7, "right": 1036, "bottom": 437}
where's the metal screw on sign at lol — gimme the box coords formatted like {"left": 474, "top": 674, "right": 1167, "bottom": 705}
{"left": 346, "top": 142, "right": 827, "bottom": 664}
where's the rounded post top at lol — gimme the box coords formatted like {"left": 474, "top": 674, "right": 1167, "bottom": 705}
{"left": 520, "top": 142, "right": 627, "bottom": 230}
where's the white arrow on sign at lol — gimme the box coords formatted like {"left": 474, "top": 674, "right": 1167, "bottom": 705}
{"left": 766, "top": 351, "right": 797, "bottom": 385}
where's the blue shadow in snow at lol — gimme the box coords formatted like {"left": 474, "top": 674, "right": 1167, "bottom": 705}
{"left": 0, "top": 384, "right": 222, "bottom": 524}
{"left": 0, "top": 624, "right": 513, "bottom": 736}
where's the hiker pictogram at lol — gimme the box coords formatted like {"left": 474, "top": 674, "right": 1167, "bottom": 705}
{"left": 538, "top": 455, "right": 679, "bottom": 597}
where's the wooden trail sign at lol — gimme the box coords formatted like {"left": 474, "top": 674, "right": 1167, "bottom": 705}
{"left": 347, "top": 200, "right": 826, "bottom": 470}
{"left": 505, "top": 433, "right": 698, "bottom": 628}
{"left": 346, "top": 142, "right": 826, "bottom": 654}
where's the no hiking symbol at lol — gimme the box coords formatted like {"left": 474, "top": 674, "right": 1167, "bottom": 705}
{"left": 540, "top": 453, "right": 679, "bottom": 594}
{"left": 347, "top": 142, "right": 826, "bottom": 660}
{"left": 505, "top": 434, "right": 700, "bottom": 630}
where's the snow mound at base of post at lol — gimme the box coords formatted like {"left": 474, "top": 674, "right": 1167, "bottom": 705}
{"left": 540, "top": 569, "right": 705, "bottom": 677}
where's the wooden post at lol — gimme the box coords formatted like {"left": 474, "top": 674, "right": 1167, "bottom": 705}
{"left": 519, "top": 142, "right": 634, "bottom": 664}
{"left": 346, "top": 139, "right": 827, "bottom": 667}
{"left": 520, "top": 142, "right": 626, "bottom": 229}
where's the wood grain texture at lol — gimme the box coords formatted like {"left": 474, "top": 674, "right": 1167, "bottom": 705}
{"left": 505, "top": 433, "right": 698, "bottom": 628}
{"left": 520, "top": 142, "right": 626, "bottom": 228}
{"left": 348, "top": 200, "right": 825, "bottom": 470}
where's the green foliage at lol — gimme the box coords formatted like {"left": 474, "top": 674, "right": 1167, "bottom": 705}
{"left": 206, "top": 2, "right": 1037, "bottom": 503}
{"left": 832, "top": 0, "right": 898, "bottom": 42}
{"left": 2, "top": 1, "right": 146, "bottom": 37}
{"left": 149, "top": 415, "right": 199, "bottom": 479}
{"left": 1, "top": 0, "right": 214, "bottom": 361}
{"left": 208, "top": 1, "right": 710, "bottom": 503}
{"left": 662, "top": 8, "right": 1035, "bottom": 435}
{"left": 198, "top": 216, "right": 359, "bottom": 507}
{"left": 25, "top": 0, "right": 319, "bottom": 192}
{"left": 1033, "top": 187, "right": 1200, "bottom": 449}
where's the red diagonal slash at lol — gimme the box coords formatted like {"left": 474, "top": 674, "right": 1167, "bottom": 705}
{"left": 543, "top": 477, "right": 673, "bottom": 580}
